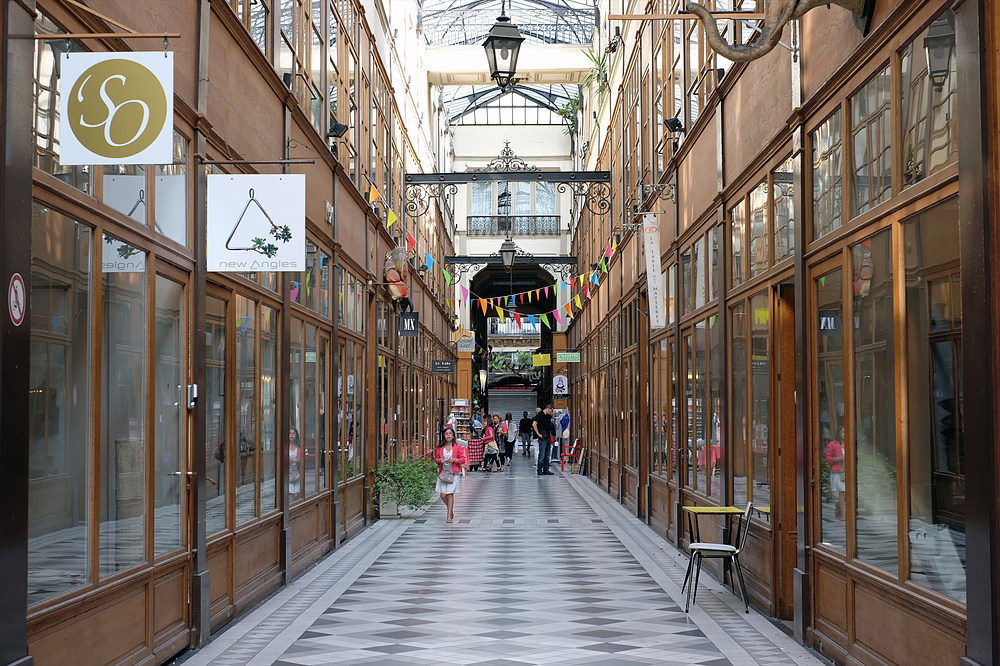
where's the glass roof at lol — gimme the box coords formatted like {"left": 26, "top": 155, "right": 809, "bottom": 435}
{"left": 444, "top": 83, "right": 578, "bottom": 125}
{"left": 420, "top": 0, "right": 596, "bottom": 47}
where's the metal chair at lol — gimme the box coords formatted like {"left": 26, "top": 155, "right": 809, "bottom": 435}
{"left": 682, "top": 501, "right": 752, "bottom": 613}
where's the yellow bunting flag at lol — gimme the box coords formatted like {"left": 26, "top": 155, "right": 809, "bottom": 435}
{"left": 498, "top": 307, "right": 504, "bottom": 322}
{"left": 575, "top": 295, "right": 583, "bottom": 308}
{"left": 611, "top": 238, "right": 617, "bottom": 255}
{"left": 528, "top": 290, "right": 533, "bottom": 303}
{"left": 387, "top": 209, "right": 398, "bottom": 227}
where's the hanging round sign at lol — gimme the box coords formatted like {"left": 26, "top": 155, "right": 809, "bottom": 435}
{"left": 8, "top": 273, "right": 25, "bottom": 327}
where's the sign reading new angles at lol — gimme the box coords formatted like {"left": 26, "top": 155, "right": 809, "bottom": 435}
{"left": 207, "top": 174, "right": 306, "bottom": 272}
{"left": 60, "top": 52, "right": 174, "bottom": 166}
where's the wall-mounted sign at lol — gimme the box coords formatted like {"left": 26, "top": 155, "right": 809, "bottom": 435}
{"left": 643, "top": 213, "right": 667, "bottom": 329}
{"left": 553, "top": 374, "right": 568, "bottom": 395}
{"left": 456, "top": 337, "right": 476, "bottom": 352}
{"left": 399, "top": 311, "right": 419, "bottom": 337}
{"left": 207, "top": 174, "right": 305, "bottom": 272}
{"left": 556, "top": 352, "right": 580, "bottom": 363}
{"left": 532, "top": 353, "right": 551, "bottom": 367}
{"left": 432, "top": 359, "right": 456, "bottom": 375}
{"left": 8, "top": 273, "right": 25, "bottom": 327}
{"left": 60, "top": 52, "right": 174, "bottom": 166}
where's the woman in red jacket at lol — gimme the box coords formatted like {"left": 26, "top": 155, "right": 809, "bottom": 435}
{"left": 435, "top": 425, "right": 469, "bottom": 523}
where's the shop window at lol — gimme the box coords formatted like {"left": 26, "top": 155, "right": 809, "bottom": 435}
{"left": 290, "top": 318, "right": 305, "bottom": 500}
{"left": 319, "top": 250, "right": 331, "bottom": 317}
{"left": 851, "top": 64, "right": 892, "bottom": 216}
{"left": 904, "top": 198, "right": 964, "bottom": 603}
{"left": 750, "top": 291, "right": 770, "bottom": 511}
{"left": 667, "top": 265, "right": 675, "bottom": 323}
{"left": 731, "top": 302, "right": 747, "bottom": 508}
{"left": 104, "top": 165, "right": 147, "bottom": 224}
{"left": 261, "top": 306, "right": 278, "bottom": 508}
{"left": 154, "top": 276, "right": 185, "bottom": 555}
{"left": 852, "top": 229, "right": 897, "bottom": 571}
{"left": 681, "top": 248, "right": 692, "bottom": 315}
{"left": 100, "top": 234, "right": 148, "bottom": 576}
{"left": 694, "top": 236, "right": 705, "bottom": 310}
{"left": 341, "top": 340, "right": 355, "bottom": 478}
{"left": 28, "top": 206, "right": 93, "bottom": 605}
{"left": 816, "top": 267, "right": 845, "bottom": 553}
{"left": 811, "top": 109, "right": 843, "bottom": 240}
{"left": 684, "top": 334, "right": 694, "bottom": 487}
{"left": 235, "top": 295, "right": 258, "bottom": 523}
{"left": 155, "top": 131, "right": 190, "bottom": 246}
{"left": 708, "top": 313, "right": 722, "bottom": 502}
{"left": 33, "top": 14, "right": 92, "bottom": 194}
{"left": 773, "top": 158, "right": 794, "bottom": 261}
{"left": 730, "top": 201, "right": 745, "bottom": 288}
{"left": 709, "top": 225, "right": 720, "bottom": 301}
{"left": 303, "top": 323, "right": 318, "bottom": 494}
{"left": 749, "top": 179, "right": 768, "bottom": 278}
{"left": 205, "top": 296, "right": 228, "bottom": 534}
{"left": 900, "top": 9, "right": 958, "bottom": 189}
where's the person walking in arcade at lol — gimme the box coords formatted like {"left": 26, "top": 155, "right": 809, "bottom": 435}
{"left": 435, "top": 425, "right": 469, "bottom": 523}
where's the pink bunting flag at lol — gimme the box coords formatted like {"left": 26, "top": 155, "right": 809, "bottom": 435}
{"left": 544, "top": 286, "right": 550, "bottom": 298}
{"left": 461, "top": 285, "right": 469, "bottom": 301}
{"left": 606, "top": 243, "right": 613, "bottom": 258}
{"left": 553, "top": 309, "right": 562, "bottom": 325}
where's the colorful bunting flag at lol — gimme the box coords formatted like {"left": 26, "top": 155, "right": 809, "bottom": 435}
{"left": 480, "top": 299, "right": 488, "bottom": 315}
{"left": 367, "top": 183, "right": 381, "bottom": 205}
{"left": 544, "top": 286, "right": 550, "bottom": 298}
{"left": 528, "top": 291, "right": 533, "bottom": 303}
{"left": 387, "top": 209, "right": 398, "bottom": 227}
{"left": 527, "top": 314, "right": 537, "bottom": 328}
{"left": 611, "top": 238, "right": 617, "bottom": 255}
{"left": 553, "top": 310, "right": 562, "bottom": 325}
{"left": 579, "top": 274, "right": 585, "bottom": 287}
{"left": 497, "top": 307, "right": 504, "bottom": 322}
{"left": 591, "top": 271, "right": 600, "bottom": 285}
{"left": 512, "top": 312, "right": 522, "bottom": 327}
{"left": 606, "top": 243, "right": 612, "bottom": 258}
{"left": 426, "top": 252, "right": 434, "bottom": 270}
{"left": 461, "top": 285, "right": 469, "bottom": 301}
{"left": 443, "top": 270, "right": 452, "bottom": 286}
{"left": 575, "top": 295, "right": 583, "bottom": 308}
{"left": 540, "top": 313, "right": 550, "bottom": 328}
{"left": 600, "top": 258, "right": 607, "bottom": 273}
{"left": 585, "top": 284, "right": 591, "bottom": 299}
{"left": 407, "top": 232, "right": 416, "bottom": 252}
{"left": 565, "top": 303, "right": 573, "bottom": 318}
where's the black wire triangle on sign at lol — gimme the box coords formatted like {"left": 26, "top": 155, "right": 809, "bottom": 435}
{"left": 225, "top": 188, "right": 292, "bottom": 257}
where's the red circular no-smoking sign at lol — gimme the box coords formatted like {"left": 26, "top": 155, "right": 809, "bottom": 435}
{"left": 9, "top": 273, "right": 25, "bottom": 327}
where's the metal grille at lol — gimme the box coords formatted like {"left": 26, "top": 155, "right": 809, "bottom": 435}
{"left": 467, "top": 215, "right": 560, "bottom": 236}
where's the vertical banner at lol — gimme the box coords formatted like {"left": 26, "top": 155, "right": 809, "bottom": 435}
{"left": 207, "top": 174, "right": 306, "bottom": 271}
{"left": 643, "top": 212, "right": 667, "bottom": 329}
{"left": 60, "top": 52, "right": 174, "bottom": 165}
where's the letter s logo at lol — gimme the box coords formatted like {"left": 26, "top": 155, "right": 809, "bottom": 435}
{"left": 68, "top": 59, "right": 167, "bottom": 159}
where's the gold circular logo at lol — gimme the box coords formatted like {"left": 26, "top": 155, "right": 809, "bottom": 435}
{"left": 67, "top": 59, "right": 167, "bottom": 159}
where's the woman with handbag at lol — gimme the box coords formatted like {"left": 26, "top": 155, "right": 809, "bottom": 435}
{"left": 481, "top": 416, "right": 500, "bottom": 472}
{"left": 435, "top": 425, "right": 469, "bottom": 523}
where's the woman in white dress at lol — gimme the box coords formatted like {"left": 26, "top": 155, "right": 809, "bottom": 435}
{"left": 435, "top": 426, "right": 469, "bottom": 523}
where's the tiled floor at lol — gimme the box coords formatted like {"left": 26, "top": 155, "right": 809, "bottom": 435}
{"left": 172, "top": 454, "right": 827, "bottom": 666}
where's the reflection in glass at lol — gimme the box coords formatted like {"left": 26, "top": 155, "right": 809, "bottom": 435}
{"left": 851, "top": 64, "right": 892, "bottom": 216}
{"left": 694, "top": 321, "right": 707, "bottom": 495}
{"left": 852, "top": 230, "right": 897, "bottom": 571}
{"left": 28, "top": 206, "right": 92, "bottom": 605}
{"left": 236, "top": 296, "right": 257, "bottom": 523}
{"left": 100, "top": 234, "right": 147, "bottom": 576}
{"left": 749, "top": 180, "right": 768, "bottom": 278}
{"left": 154, "top": 131, "right": 189, "bottom": 246}
{"left": 732, "top": 302, "right": 748, "bottom": 509}
{"left": 304, "top": 324, "right": 318, "bottom": 494}
{"left": 103, "top": 165, "right": 147, "bottom": 225}
{"left": 342, "top": 341, "right": 354, "bottom": 479}
{"left": 694, "top": 237, "right": 705, "bottom": 310}
{"left": 751, "top": 291, "right": 770, "bottom": 511}
{"left": 904, "top": 198, "right": 964, "bottom": 603}
{"left": 817, "top": 268, "right": 846, "bottom": 553}
{"left": 709, "top": 226, "right": 720, "bottom": 301}
{"left": 773, "top": 159, "right": 795, "bottom": 261}
{"left": 709, "top": 314, "right": 723, "bottom": 502}
{"left": 685, "top": 335, "right": 694, "bottom": 488}
{"left": 731, "top": 202, "right": 744, "bottom": 288}
{"left": 154, "top": 277, "right": 184, "bottom": 555}
{"left": 900, "top": 9, "right": 958, "bottom": 189}
{"left": 682, "top": 249, "right": 692, "bottom": 315}
{"left": 261, "top": 306, "right": 278, "bottom": 510}
{"left": 290, "top": 318, "right": 303, "bottom": 501}
{"left": 812, "top": 110, "right": 843, "bottom": 239}
{"left": 354, "top": 342, "right": 365, "bottom": 474}
{"left": 205, "top": 297, "right": 227, "bottom": 533}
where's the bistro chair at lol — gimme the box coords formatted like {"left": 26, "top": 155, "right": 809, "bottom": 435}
{"left": 683, "top": 501, "right": 752, "bottom": 614}
{"left": 560, "top": 438, "right": 581, "bottom": 472}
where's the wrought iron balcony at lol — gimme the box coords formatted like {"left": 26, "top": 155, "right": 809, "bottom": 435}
{"left": 488, "top": 319, "right": 542, "bottom": 338}
{"left": 467, "top": 215, "right": 560, "bottom": 237}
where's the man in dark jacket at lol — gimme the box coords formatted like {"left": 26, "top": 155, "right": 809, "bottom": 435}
{"left": 518, "top": 411, "right": 534, "bottom": 455}
{"left": 533, "top": 405, "right": 554, "bottom": 475}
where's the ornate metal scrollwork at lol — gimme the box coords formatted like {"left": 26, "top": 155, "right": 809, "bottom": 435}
{"left": 474, "top": 141, "right": 540, "bottom": 172}
{"left": 404, "top": 183, "right": 458, "bottom": 218}
{"left": 641, "top": 183, "right": 676, "bottom": 202}
{"left": 556, "top": 181, "right": 610, "bottom": 218}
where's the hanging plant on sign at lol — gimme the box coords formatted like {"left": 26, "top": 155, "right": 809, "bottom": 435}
{"left": 226, "top": 188, "right": 293, "bottom": 258}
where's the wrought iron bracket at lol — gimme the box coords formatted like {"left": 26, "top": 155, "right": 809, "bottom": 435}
{"left": 404, "top": 183, "right": 459, "bottom": 218}
{"left": 641, "top": 182, "right": 676, "bottom": 202}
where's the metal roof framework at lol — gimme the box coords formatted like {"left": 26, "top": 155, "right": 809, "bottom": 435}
{"left": 420, "top": 0, "right": 596, "bottom": 47}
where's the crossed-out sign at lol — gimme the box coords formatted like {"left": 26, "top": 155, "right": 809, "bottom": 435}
{"left": 8, "top": 273, "right": 25, "bottom": 327}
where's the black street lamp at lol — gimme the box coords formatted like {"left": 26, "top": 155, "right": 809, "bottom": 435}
{"left": 500, "top": 239, "right": 516, "bottom": 271}
{"left": 482, "top": 1, "right": 524, "bottom": 94}
{"left": 923, "top": 14, "right": 955, "bottom": 92}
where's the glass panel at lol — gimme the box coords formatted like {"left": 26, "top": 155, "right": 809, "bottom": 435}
{"left": 682, "top": 249, "right": 693, "bottom": 316}
{"left": 206, "top": 296, "right": 227, "bottom": 533}
{"left": 515, "top": 182, "right": 531, "bottom": 214}
{"left": 33, "top": 14, "right": 92, "bottom": 194}
{"left": 28, "top": 206, "right": 92, "bottom": 605}
{"left": 261, "top": 306, "right": 278, "bottom": 510}
{"left": 900, "top": 10, "right": 958, "bottom": 189}
{"left": 304, "top": 324, "right": 318, "bottom": 493}
{"left": 811, "top": 109, "right": 843, "bottom": 240}
{"left": 817, "top": 267, "right": 846, "bottom": 553}
{"left": 709, "top": 225, "right": 720, "bottom": 301}
{"left": 852, "top": 229, "right": 897, "bottom": 571}
{"left": 668, "top": 265, "right": 675, "bottom": 324}
{"left": 773, "top": 158, "right": 794, "bottom": 261}
{"left": 304, "top": 242, "right": 319, "bottom": 312}
{"left": 154, "top": 276, "right": 184, "bottom": 555}
{"left": 851, "top": 64, "right": 892, "bottom": 216}
{"left": 103, "top": 165, "right": 147, "bottom": 224}
{"left": 750, "top": 290, "right": 770, "bottom": 511}
{"left": 709, "top": 313, "right": 723, "bottom": 502}
{"left": 536, "top": 182, "right": 556, "bottom": 215}
{"left": 749, "top": 180, "right": 768, "bottom": 277}
{"left": 732, "top": 302, "right": 748, "bottom": 509}
{"left": 154, "top": 131, "right": 189, "bottom": 246}
{"left": 319, "top": 338, "right": 329, "bottom": 488}
{"left": 289, "top": 318, "right": 303, "bottom": 501}
{"left": 100, "top": 234, "right": 147, "bottom": 576}
{"left": 694, "top": 320, "right": 707, "bottom": 494}
{"left": 342, "top": 340, "right": 355, "bottom": 479}
{"left": 250, "top": 0, "right": 269, "bottom": 52}
{"left": 904, "top": 197, "right": 964, "bottom": 603}
{"left": 319, "top": 250, "right": 331, "bottom": 317}
{"left": 353, "top": 342, "right": 365, "bottom": 475}
{"left": 670, "top": 340, "right": 678, "bottom": 484}
{"left": 694, "top": 236, "right": 705, "bottom": 310}
{"left": 236, "top": 296, "right": 257, "bottom": 523}
{"left": 731, "top": 202, "right": 744, "bottom": 288}
{"left": 470, "top": 182, "right": 492, "bottom": 215}
{"left": 685, "top": 335, "right": 694, "bottom": 488}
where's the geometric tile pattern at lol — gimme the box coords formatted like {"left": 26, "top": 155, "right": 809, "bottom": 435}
{"left": 171, "top": 454, "right": 826, "bottom": 666}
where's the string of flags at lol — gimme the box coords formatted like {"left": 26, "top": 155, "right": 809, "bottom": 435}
{"left": 364, "top": 175, "right": 623, "bottom": 323}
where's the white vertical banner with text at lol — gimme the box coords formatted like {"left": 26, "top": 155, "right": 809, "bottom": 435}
{"left": 207, "top": 174, "right": 306, "bottom": 272}
{"left": 643, "top": 213, "right": 667, "bottom": 329}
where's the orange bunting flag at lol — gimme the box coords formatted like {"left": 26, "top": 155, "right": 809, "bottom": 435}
{"left": 480, "top": 299, "right": 488, "bottom": 315}
{"left": 535, "top": 288, "right": 541, "bottom": 300}
{"left": 367, "top": 183, "right": 381, "bottom": 205}
{"left": 575, "top": 295, "right": 583, "bottom": 308}
{"left": 565, "top": 303, "right": 573, "bottom": 318}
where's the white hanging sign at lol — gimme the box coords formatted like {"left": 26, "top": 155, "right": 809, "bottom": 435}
{"left": 643, "top": 213, "right": 667, "bottom": 329}
{"left": 553, "top": 374, "right": 569, "bottom": 395}
{"left": 60, "top": 52, "right": 174, "bottom": 165}
{"left": 207, "top": 174, "right": 306, "bottom": 272}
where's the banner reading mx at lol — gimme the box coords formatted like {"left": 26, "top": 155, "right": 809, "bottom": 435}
{"left": 399, "top": 312, "right": 419, "bottom": 337}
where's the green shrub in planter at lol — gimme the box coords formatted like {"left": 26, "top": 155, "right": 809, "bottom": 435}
{"left": 372, "top": 457, "right": 438, "bottom": 510}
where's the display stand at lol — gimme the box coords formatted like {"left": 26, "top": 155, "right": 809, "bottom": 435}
{"left": 451, "top": 398, "right": 472, "bottom": 442}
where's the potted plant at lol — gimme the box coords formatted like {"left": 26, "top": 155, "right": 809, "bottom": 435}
{"left": 371, "top": 456, "right": 438, "bottom": 518}
{"left": 583, "top": 49, "right": 610, "bottom": 103}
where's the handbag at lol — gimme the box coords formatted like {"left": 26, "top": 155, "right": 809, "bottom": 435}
{"left": 439, "top": 464, "right": 455, "bottom": 483}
